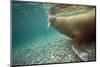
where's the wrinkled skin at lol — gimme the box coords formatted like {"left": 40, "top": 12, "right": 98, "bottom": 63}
{"left": 48, "top": 4, "right": 96, "bottom": 61}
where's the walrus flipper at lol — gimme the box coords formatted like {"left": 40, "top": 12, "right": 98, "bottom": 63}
{"left": 72, "top": 45, "right": 88, "bottom": 61}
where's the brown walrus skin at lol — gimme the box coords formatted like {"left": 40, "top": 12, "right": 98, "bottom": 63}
{"left": 48, "top": 5, "right": 96, "bottom": 61}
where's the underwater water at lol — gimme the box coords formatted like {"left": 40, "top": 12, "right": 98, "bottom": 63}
{"left": 12, "top": 1, "right": 88, "bottom": 65}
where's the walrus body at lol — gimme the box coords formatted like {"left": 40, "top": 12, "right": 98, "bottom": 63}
{"left": 48, "top": 5, "right": 96, "bottom": 61}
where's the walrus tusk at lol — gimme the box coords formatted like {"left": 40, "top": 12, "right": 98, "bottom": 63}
{"left": 47, "top": 21, "right": 51, "bottom": 28}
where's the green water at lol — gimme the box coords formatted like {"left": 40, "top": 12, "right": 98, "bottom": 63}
{"left": 12, "top": 1, "right": 56, "bottom": 48}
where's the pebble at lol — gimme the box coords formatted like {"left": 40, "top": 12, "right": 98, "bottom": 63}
{"left": 51, "top": 56, "right": 55, "bottom": 59}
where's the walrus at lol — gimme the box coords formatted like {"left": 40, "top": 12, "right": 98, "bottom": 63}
{"left": 48, "top": 4, "right": 96, "bottom": 61}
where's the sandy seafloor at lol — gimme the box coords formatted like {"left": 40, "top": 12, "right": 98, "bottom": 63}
{"left": 13, "top": 31, "right": 81, "bottom": 65}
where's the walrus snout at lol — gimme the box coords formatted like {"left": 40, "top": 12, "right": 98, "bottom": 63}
{"left": 47, "top": 16, "right": 56, "bottom": 28}
{"left": 49, "top": 16, "right": 56, "bottom": 24}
